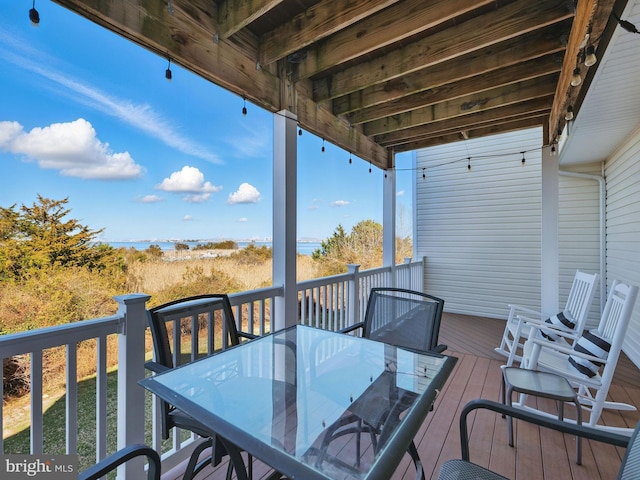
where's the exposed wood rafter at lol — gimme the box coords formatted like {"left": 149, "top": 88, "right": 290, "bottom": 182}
{"left": 52, "top": 0, "right": 620, "bottom": 169}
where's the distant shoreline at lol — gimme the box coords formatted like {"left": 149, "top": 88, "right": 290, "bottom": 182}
{"left": 103, "top": 240, "right": 322, "bottom": 256}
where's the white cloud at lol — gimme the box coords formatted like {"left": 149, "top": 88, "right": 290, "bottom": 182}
{"left": 156, "top": 166, "right": 222, "bottom": 203}
{"left": 330, "top": 200, "right": 350, "bottom": 207}
{"left": 183, "top": 215, "right": 193, "bottom": 221}
{"left": 0, "top": 119, "right": 144, "bottom": 179}
{"left": 227, "top": 183, "right": 261, "bottom": 204}
{"left": 397, "top": 190, "right": 405, "bottom": 196}
{"left": 0, "top": 36, "right": 222, "bottom": 164}
{"left": 238, "top": 217, "right": 248, "bottom": 223}
{"left": 139, "top": 195, "right": 163, "bottom": 203}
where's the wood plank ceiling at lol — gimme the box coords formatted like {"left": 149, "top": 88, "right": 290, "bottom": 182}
{"left": 52, "top": 0, "right": 621, "bottom": 170}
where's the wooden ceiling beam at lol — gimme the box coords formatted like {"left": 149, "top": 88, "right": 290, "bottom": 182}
{"left": 292, "top": 78, "right": 391, "bottom": 169}
{"left": 376, "top": 97, "right": 553, "bottom": 146}
{"left": 295, "top": 0, "right": 496, "bottom": 79}
{"left": 51, "top": 0, "right": 388, "bottom": 167}
{"left": 258, "top": 0, "right": 400, "bottom": 66}
{"left": 51, "top": 0, "right": 267, "bottom": 101}
{"left": 330, "top": 20, "right": 570, "bottom": 113}
{"left": 389, "top": 112, "right": 549, "bottom": 149}
{"left": 312, "top": 0, "right": 573, "bottom": 99}
{"left": 547, "top": 0, "right": 618, "bottom": 143}
{"left": 364, "top": 75, "right": 558, "bottom": 136}
{"left": 393, "top": 117, "right": 546, "bottom": 152}
{"left": 348, "top": 54, "right": 562, "bottom": 125}
{"left": 217, "top": 0, "right": 285, "bottom": 39}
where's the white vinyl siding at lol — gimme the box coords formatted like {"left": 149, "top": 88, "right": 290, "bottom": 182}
{"left": 604, "top": 130, "right": 640, "bottom": 366}
{"left": 558, "top": 164, "right": 604, "bottom": 329}
{"left": 415, "top": 128, "right": 543, "bottom": 318}
{"left": 415, "top": 127, "right": 604, "bottom": 322}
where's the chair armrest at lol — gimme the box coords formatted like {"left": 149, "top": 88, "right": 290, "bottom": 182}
{"left": 238, "top": 331, "right": 258, "bottom": 341}
{"left": 459, "top": 399, "right": 630, "bottom": 461}
{"left": 518, "top": 315, "right": 580, "bottom": 339}
{"left": 338, "top": 322, "right": 364, "bottom": 335}
{"left": 526, "top": 337, "right": 603, "bottom": 361}
{"left": 507, "top": 304, "right": 547, "bottom": 320}
{"left": 431, "top": 344, "right": 447, "bottom": 354}
{"left": 144, "top": 361, "right": 170, "bottom": 374}
{"left": 79, "top": 444, "right": 161, "bottom": 480}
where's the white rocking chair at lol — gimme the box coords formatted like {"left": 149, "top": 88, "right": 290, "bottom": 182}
{"left": 495, "top": 270, "right": 599, "bottom": 366}
{"left": 521, "top": 280, "right": 639, "bottom": 432}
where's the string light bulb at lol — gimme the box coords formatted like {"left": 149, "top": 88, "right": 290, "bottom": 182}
{"left": 348, "top": 152, "right": 352, "bottom": 164}
{"left": 242, "top": 96, "right": 247, "bottom": 115}
{"left": 565, "top": 105, "right": 574, "bottom": 121}
{"left": 29, "top": 1, "right": 40, "bottom": 26}
{"left": 165, "top": 58, "right": 172, "bottom": 81}
{"left": 584, "top": 45, "right": 597, "bottom": 67}
{"left": 521, "top": 152, "right": 526, "bottom": 166}
{"left": 570, "top": 67, "right": 582, "bottom": 87}
{"left": 369, "top": 161, "right": 372, "bottom": 173}
{"left": 321, "top": 138, "right": 325, "bottom": 153}
{"left": 467, "top": 157, "right": 471, "bottom": 171}
{"left": 422, "top": 168, "right": 426, "bottom": 180}
{"left": 551, "top": 144, "right": 557, "bottom": 156}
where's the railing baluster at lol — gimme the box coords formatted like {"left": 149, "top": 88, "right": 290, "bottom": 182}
{"left": 30, "top": 350, "right": 44, "bottom": 454}
{"left": 96, "top": 335, "right": 108, "bottom": 465}
{"left": 66, "top": 343, "right": 78, "bottom": 454}
{"left": 191, "top": 313, "right": 198, "bottom": 361}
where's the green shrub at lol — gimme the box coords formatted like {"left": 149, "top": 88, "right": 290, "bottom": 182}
{"left": 230, "top": 244, "right": 272, "bottom": 265}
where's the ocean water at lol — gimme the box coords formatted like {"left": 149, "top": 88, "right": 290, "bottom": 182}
{"left": 105, "top": 240, "right": 322, "bottom": 256}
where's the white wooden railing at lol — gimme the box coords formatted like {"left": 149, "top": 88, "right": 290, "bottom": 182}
{"left": 0, "top": 259, "right": 424, "bottom": 478}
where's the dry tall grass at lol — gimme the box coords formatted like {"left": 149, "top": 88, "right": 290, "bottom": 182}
{"left": 128, "top": 253, "right": 318, "bottom": 294}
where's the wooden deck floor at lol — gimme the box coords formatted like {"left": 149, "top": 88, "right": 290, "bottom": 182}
{"left": 163, "top": 313, "right": 640, "bottom": 480}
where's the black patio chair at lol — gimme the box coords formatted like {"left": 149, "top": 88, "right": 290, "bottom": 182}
{"left": 341, "top": 287, "right": 447, "bottom": 353}
{"left": 79, "top": 444, "right": 160, "bottom": 480}
{"left": 146, "top": 294, "right": 258, "bottom": 480}
{"left": 324, "top": 287, "right": 447, "bottom": 479}
{"left": 438, "top": 399, "right": 636, "bottom": 480}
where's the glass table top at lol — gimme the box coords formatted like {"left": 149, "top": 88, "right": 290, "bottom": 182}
{"left": 140, "top": 324, "right": 457, "bottom": 479}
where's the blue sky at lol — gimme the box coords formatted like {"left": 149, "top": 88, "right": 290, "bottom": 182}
{"left": 0, "top": 2, "right": 413, "bottom": 242}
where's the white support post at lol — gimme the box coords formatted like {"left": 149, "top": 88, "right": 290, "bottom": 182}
{"left": 383, "top": 167, "right": 396, "bottom": 274}
{"left": 273, "top": 110, "right": 298, "bottom": 330}
{"left": 541, "top": 145, "right": 559, "bottom": 314}
{"left": 114, "top": 293, "right": 151, "bottom": 480}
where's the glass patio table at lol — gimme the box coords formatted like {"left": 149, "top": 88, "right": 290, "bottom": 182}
{"left": 139, "top": 324, "right": 457, "bottom": 480}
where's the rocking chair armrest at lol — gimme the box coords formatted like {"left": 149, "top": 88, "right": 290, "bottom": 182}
{"left": 526, "top": 337, "right": 610, "bottom": 365}
{"left": 518, "top": 315, "right": 579, "bottom": 338}
{"left": 507, "top": 304, "right": 547, "bottom": 320}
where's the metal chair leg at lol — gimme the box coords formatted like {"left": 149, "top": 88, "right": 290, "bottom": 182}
{"left": 407, "top": 440, "right": 425, "bottom": 480}
{"left": 183, "top": 438, "right": 214, "bottom": 480}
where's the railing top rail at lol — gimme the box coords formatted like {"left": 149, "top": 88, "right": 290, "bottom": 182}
{"left": 229, "top": 285, "right": 284, "bottom": 304}
{"left": 297, "top": 273, "right": 353, "bottom": 290}
{"left": 296, "top": 262, "right": 417, "bottom": 291}
{"left": 0, "top": 315, "right": 122, "bottom": 358}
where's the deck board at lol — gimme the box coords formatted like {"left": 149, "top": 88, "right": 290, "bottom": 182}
{"left": 162, "top": 313, "right": 640, "bottom": 480}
